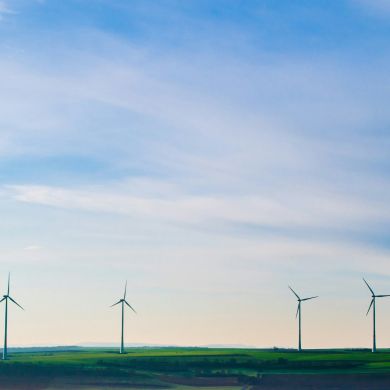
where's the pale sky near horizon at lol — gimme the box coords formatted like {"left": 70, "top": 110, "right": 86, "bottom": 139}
{"left": 0, "top": 0, "right": 390, "bottom": 349}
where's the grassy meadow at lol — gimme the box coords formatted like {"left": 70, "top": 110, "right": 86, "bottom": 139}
{"left": 1, "top": 347, "right": 390, "bottom": 388}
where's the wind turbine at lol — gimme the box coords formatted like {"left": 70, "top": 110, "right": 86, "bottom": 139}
{"left": 0, "top": 273, "right": 24, "bottom": 360}
{"left": 289, "top": 286, "right": 318, "bottom": 352}
{"left": 363, "top": 278, "right": 390, "bottom": 353}
{"left": 111, "top": 281, "right": 136, "bottom": 354}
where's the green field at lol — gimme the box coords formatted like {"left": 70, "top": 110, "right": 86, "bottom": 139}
{"left": 2, "top": 347, "right": 390, "bottom": 389}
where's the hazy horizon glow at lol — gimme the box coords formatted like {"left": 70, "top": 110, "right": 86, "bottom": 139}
{"left": 0, "top": 0, "right": 390, "bottom": 349}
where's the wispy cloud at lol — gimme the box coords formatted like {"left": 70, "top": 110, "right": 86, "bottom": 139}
{"left": 23, "top": 245, "right": 42, "bottom": 251}
{"left": 0, "top": 1, "right": 15, "bottom": 19}
{"left": 353, "top": 0, "right": 390, "bottom": 15}
{"left": 1, "top": 29, "right": 390, "bottom": 256}
{"left": 6, "top": 183, "right": 390, "bottom": 233}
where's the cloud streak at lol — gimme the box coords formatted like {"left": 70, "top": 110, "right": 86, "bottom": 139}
{"left": 0, "top": 1, "right": 14, "bottom": 19}
{"left": 6, "top": 183, "right": 390, "bottom": 233}
{"left": 353, "top": 0, "right": 390, "bottom": 15}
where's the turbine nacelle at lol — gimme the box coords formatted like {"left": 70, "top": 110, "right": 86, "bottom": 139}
{"left": 110, "top": 281, "right": 136, "bottom": 313}
{"left": 289, "top": 286, "right": 318, "bottom": 306}
{"left": 110, "top": 299, "right": 137, "bottom": 313}
{"left": 0, "top": 275, "right": 24, "bottom": 310}
{"left": 363, "top": 278, "right": 390, "bottom": 316}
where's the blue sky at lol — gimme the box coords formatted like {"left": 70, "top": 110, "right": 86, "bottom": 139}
{"left": 0, "top": 0, "right": 390, "bottom": 348}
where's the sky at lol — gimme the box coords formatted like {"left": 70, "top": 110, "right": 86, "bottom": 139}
{"left": 0, "top": 0, "right": 390, "bottom": 349}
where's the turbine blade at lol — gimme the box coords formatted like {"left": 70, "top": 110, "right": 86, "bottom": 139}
{"left": 110, "top": 300, "right": 121, "bottom": 307}
{"left": 376, "top": 294, "right": 390, "bottom": 298}
{"left": 366, "top": 298, "right": 374, "bottom": 316}
{"left": 8, "top": 296, "right": 24, "bottom": 310}
{"left": 295, "top": 304, "right": 299, "bottom": 319}
{"left": 124, "top": 281, "right": 127, "bottom": 299}
{"left": 301, "top": 296, "right": 318, "bottom": 301}
{"left": 0, "top": 297, "right": 5, "bottom": 304}
{"left": 289, "top": 286, "right": 300, "bottom": 300}
{"left": 7, "top": 273, "right": 10, "bottom": 296}
{"left": 124, "top": 300, "right": 136, "bottom": 313}
{"left": 363, "top": 278, "right": 375, "bottom": 295}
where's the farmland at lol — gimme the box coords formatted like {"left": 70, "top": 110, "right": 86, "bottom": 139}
{"left": 2, "top": 347, "right": 390, "bottom": 388}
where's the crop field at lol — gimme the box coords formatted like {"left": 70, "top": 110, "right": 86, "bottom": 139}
{"left": 2, "top": 348, "right": 390, "bottom": 389}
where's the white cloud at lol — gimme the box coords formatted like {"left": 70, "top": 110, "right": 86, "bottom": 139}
{"left": 0, "top": 1, "right": 15, "bottom": 19}
{"left": 353, "top": 0, "right": 390, "bottom": 15}
{"left": 0, "top": 44, "right": 389, "bottom": 202}
{"left": 23, "top": 245, "right": 42, "bottom": 251}
{"left": 5, "top": 183, "right": 390, "bottom": 232}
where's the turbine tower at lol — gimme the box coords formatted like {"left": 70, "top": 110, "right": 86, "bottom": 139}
{"left": 289, "top": 286, "right": 318, "bottom": 352}
{"left": 0, "top": 273, "right": 24, "bottom": 360}
{"left": 111, "top": 281, "right": 136, "bottom": 354}
{"left": 363, "top": 278, "right": 390, "bottom": 353}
